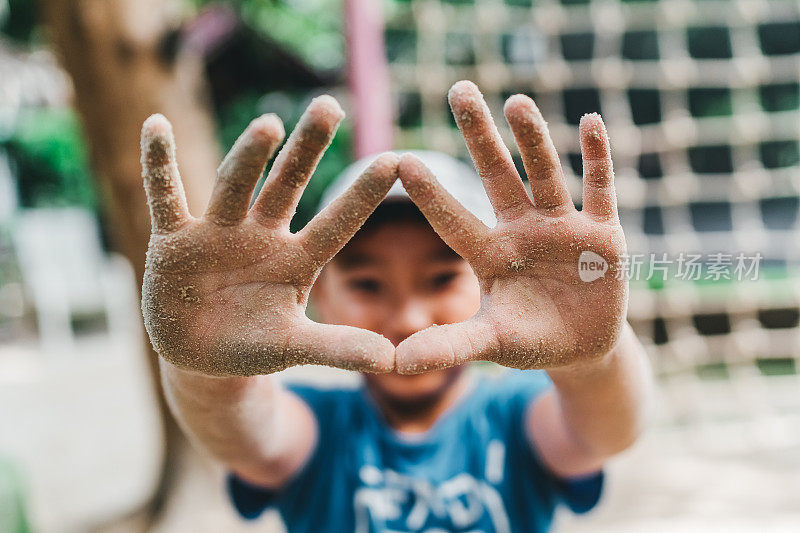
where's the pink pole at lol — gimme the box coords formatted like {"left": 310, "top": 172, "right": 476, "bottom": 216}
{"left": 345, "top": 0, "right": 394, "bottom": 158}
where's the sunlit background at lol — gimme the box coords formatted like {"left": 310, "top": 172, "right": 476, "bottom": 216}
{"left": 1, "top": 0, "right": 799, "bottom": 531}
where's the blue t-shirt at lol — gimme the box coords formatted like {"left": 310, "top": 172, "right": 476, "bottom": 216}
{"left": 227, "top": 370, "right": 603, "bottom": 532}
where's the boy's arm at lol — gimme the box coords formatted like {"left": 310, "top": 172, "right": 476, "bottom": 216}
{"left": 161, "top": 362, "right": 317, "bottom": 487}
{"left": 139, "top": 97, "right": 399, "bottom": 484}
{"left": 530, "top": 323, "right": 652, "bottom": 477}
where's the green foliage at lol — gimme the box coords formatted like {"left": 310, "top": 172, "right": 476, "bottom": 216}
{"left": 3, "top": 0, "right": 355, "bottom": 219}
{"left": 0, "top": 0, "right": 39, "bottom": 44}
{"left": 190, "top": 0, "right": 345, "bottom": 70}
{"left": 3, "top": 108, "right": 96, "bottom": 210}
{"left": 216, "top": 89, "right": 353, "bottom": 231}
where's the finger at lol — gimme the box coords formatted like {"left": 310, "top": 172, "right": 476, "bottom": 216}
{"left": 295, "top": 321, "right": 395, "bottom": 373}
{"left": 579, "top": 113, "right": 618, "bottom": 220}
{"left": 205, "top": 114, "right": 285, "bottom": 225}
{"left": 504, "top": 94, "right": 574, "bottom": 213}
{"left": 298, "top": 152, "right": 399, "bottom": 265}
{"left": 397, "top": 153, "right": 491, "bottom": 262}
{"left": 448, "top": 80, "right": 532, "bottom": 220}
{"left": 395, "top": 318, "right": 499, "bottom": 374}
{"left": 207, "top": 322, "right": 395, "bottom": 375}
{"left": 140, "top": 114, "right": 190, "bottom": 233}
{"left": 252, "top": 95, "right": 344, "bottom": 223}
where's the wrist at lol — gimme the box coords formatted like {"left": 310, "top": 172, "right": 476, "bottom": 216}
{"left": 160, "top": 357, "right": 269, "bottom": 397}
{"left": 546, "top": 322, "right": 631, "bottom": 384}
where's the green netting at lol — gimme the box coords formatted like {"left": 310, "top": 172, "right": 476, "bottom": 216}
{"left": 382, "top": 0, "right": 800, "bottom": 385}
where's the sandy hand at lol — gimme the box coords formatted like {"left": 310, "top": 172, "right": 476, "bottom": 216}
{"left": 140, "top": 97, "right": 398, "bottom": 376}
{"left": 396, "top": 81, "right": 628, "bottom": 374}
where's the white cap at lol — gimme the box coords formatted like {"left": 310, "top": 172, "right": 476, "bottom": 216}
{"left": 316, "top": 150, "right": 497, "bottom": 227}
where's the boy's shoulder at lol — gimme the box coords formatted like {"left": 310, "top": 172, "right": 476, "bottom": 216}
{"left": 471, "top": 368, "right": 553, "bottom": 407}
{"left": 463, "top": 369, "right": 554, "bottom": 430}
{"left": 284, "top": 382, "right": 363, "bottom": 413}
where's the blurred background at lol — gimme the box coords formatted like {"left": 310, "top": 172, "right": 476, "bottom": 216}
{"left": 1, "top": 0, "right": 799, "bottom": 531}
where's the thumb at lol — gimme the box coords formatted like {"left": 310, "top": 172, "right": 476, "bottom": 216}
{"left": 395, "top": 318, "right": 499, "bottom": 374}
{"left": 296, "top": 321, "right": 396, "bottom": 373}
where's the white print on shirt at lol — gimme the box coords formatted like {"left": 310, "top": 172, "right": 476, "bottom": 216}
{"left": 353, "top": 440, "right": 511, "bottom": 533}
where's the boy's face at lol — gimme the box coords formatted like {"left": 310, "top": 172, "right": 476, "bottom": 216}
{"left": 312, "top": 209, "right": 481, "bottom": 404}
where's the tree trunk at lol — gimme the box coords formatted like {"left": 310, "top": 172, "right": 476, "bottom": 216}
{"left": 39, "top": 0, "right": 220, "bottom": 521}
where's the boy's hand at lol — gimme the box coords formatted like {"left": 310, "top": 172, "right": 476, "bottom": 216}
{"left": 396, "top": 81, "right": 627, "bottom": 373}
{"left": 140, "top": 97, "right": 398, "bottom": 376}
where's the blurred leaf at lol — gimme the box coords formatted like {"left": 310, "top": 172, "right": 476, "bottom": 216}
{"left": 216, "top": 89, "right": 353, "bottom": 231}
{"left": 3, "top": 108, "right": 96, "bottom": 210}
{"left": 190, "top": 0, "right": 344, "bottom": 70}
{"left": 0, "top": 0, "right": 39, "bottom": 45}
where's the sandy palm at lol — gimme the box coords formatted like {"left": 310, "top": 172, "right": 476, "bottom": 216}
{"left": 140, "top": 96, "right": 398, "bottom": 376}
{"left": 396, "top": 81, "right": 628, "bottom": 373}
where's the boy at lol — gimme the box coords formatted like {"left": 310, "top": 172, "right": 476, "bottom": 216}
{"left": 140, "top": 80, "right": 651, "bottom": 532}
